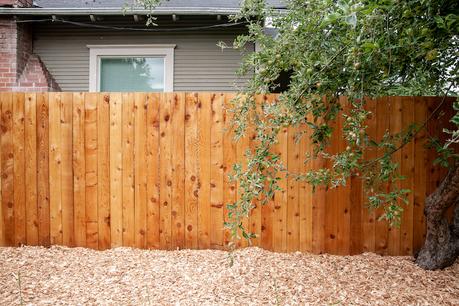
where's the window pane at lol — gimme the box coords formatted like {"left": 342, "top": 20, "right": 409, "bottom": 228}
{"left": 100, "top": 57, "right": 164, "bottom": 92}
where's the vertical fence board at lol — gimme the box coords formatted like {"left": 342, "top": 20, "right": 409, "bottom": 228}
{"left": 258, "top": 95, "right": 274, "bottom": 250}
{"left": 160, "top": 93, "right": 172, "bottom": 249}
{"left": 97, "top": 93, "right": 110, "bottom": 250}
{"left": 198, "top": 93, "right": 212, "bottom": 249}
{"left": 400, "top": 97, "right": 415, "bottom": 255}
{"left": 210, "top": 93, "right": 224, "bottom": 248}
{"left": 299, "top": 117, "right": 312, "bottom": 253}
{"left": 36, "top": 93, "right": 50, "bottom": 246}
{"left": 287, "top": 125, "right": 300, "bottom": 252}
{"left": 272, "top": 127, "right": 288, "bottom": 252}
{"left": 84, "top": 93, "right": 98, "bottom": 249}
{"left": 13, "top": 93, "right": 26, "bottom": 246}
{"left": 386, "top": 97, "right": 402, "bottom": 255}
{"left": 324, "top": 115, "right": 338, "bottom": 254}
{"left": 349, "top": 171, "right": 362, "bottom": 254}
{"left": 349, "top": 103, "right": 362, "bottom": 255}
{"left": 361, "top": 99, "right": 376, "bottom": 252}
{"left": 171, "top": 93, "right": 185, "bottom": 249}
{"left": 337, "top": 97, "right": 351, "bottom": 255}
{"left": 235, "top": 109, "right": 250, "bottom": 249}
{"left": 146, "top": 93, "right": 161, "bottom": 249}
{"left": 24, "top": 93, "right": 38, "bottom": 245}
{"left": 109, "top": 93, "right": 123, "bottom": 247}
{"left": 312, "top": 169, "right": 326, "bottom": 254}
{"left": 49, "top": 93, "right": 62, "bottom": 245}
{"left": 249, "top": 97, "right": 262, "bottom": 247}
{"left": 184, "top": 93, "right": 199, "bottom": 249}
{"left": 1, "top": 92, "right": 14, "bottom": 246}
{"left": 73, "top": 92, "right": 86, "bottom": 247}
{"left": 298, "top": 129, "right": 308, "bottom": 253}
{"left": 134, "top": 93, "right": 147, "bottom": 249}
{"left": 61, "top": 93, "right": 74, "bottom": 246}
{"left": 223, "top": 93, "right": 238, "bottom": 249}
{"left": 1, "top": 93, "right": 15, "bottom": 246}
{"left": 122, "top": 93, "right": 135, "bottom": 247}
{"left": 374, "top": 97, "right": 390, "bottom": 255}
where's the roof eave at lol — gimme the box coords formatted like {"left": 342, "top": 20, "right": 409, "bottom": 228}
{"left": 0, "top": 7, "right": 246, "bottom": 16}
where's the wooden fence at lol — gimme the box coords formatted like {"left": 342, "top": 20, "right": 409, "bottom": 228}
{"left": 0, "top": 92, "right": 454, "bottom": 255}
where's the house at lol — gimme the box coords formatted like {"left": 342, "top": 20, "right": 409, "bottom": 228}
{"left": 0, "top": 0, "right": 285, "bottom": 92}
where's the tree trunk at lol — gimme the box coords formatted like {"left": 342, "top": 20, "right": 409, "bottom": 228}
{"left": 415, "top": 162, "right": 459, "bottom": 270}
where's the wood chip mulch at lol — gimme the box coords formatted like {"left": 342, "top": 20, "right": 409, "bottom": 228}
{"left": 0, "top": 246, "right": 457, "bottom": 305}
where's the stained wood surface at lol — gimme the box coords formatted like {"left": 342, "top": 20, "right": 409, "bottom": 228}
{"left": 0, "top": 93, "right": 454, "bottom": 255}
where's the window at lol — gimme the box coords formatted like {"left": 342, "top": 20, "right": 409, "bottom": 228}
{"left": 88, "top": 44, "right": 175, "bottom": 92}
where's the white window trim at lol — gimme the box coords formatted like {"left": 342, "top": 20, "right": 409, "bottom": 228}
{"left": 87, "top": 44, "right": 176, "bottom": 92}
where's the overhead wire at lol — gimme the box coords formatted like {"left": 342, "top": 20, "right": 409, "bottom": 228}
{"left": 15, "top": 17, "right": 246, "bottom": 32}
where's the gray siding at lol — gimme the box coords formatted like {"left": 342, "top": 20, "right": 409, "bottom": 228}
{"left": 33, "top": 17, "right": 252, "bottom": 91}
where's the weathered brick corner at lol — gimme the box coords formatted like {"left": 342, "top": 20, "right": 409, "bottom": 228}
{"left": 0, "top": 0, "right": 61, "bottom": 92}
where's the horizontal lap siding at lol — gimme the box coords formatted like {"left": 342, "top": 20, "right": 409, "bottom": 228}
{"left": 0, "top": 93, "right": 453, "bottom": 257}
{"left": 32, "top": 18, "right": 251, "bottom": 92}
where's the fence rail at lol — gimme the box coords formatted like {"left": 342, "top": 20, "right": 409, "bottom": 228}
{"left": 0, "top": 92, "right": 454, "bottom": 255}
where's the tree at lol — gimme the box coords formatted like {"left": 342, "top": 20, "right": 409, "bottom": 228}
{"left": 224, "top": 0, "right": 458, "bottom": 270}
{"left": 135, "top": 0, "right": 458, "bottom": 269}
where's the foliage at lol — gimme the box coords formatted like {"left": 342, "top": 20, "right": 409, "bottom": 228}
{"left": 222, "top": 0, "right": 459, "bottom": 243}
{"left": 133, "top": 0, "right": 458, "bottom": 246}
{"left": 123, "top": 0, "right": 164, "bottom": 26}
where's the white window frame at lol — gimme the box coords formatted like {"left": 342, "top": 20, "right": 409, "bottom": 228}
{"left": 87, "top": 44, "right": 176, "bottom": 92}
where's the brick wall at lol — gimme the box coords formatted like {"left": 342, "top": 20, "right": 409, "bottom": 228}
{"left": 14, "top": 54, "right": 61, "bottom": 91}
{"left": 0, "top": 17, "right": 60, "bottom": 92}
{"left": 0, "top": 0, "right": 33, "bottom": 7}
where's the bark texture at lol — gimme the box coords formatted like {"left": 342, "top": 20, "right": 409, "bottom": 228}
{"left": 415, "top": 163, "right": 459, "bottom": 270}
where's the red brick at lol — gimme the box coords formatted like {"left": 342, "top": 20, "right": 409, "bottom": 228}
{"left": 0, "top": 17, "right": 60, "bottom": 92}
{"left": 0, "top": 1, "right": 32, "bottom": 7}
